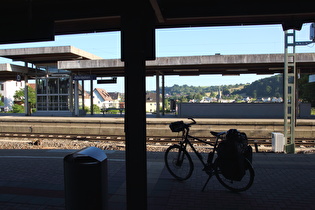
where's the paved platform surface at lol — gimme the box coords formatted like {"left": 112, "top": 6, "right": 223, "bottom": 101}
{"left": 0, "top": 149, "right": 314, "bottom": 209}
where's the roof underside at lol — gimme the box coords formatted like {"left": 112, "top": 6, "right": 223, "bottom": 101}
{"left": 1, "top": 1, "right": 315, "bottom": 79}
{"left": 0, "top": 1, "right": 315, "bottom": 43}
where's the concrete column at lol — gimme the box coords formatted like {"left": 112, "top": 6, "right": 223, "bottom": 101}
{"left": 74, "top": 80, "right": 79, "bottom": 116}
{"left": 90, "top": 79, "right": 94, "bottom": 115}
{"left": 156, "top": 71, "right": 160, "bottom": 117}
{"left": 81, "top": 80, "right": 85, "bottom": 110}
{"left": 162, "top": 74, "right": 165, "bottom": 116}
{"left": 121, "top": 1, "right": 155, "bottom": 209}
{"left": 24, "top": 74, "right": 29, "bottom": 116}
{"left": 69, "top": 76, "right": 73, "bottom": 112}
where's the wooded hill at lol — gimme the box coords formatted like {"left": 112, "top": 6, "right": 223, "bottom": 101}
{"left": 164, "top": 75, "right": 283, "bottom": 99}
{"left": 162, "top": 74, "right": 315, "bottom": 105}
{"left": 234, "top": 75, "right": 283, "bottom": 98}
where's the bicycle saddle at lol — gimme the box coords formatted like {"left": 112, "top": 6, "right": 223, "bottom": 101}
{"left": 210, "top": 131, "right": 226, "bottom": 137}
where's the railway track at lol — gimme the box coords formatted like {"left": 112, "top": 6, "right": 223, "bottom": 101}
{"left": 0, "top": 132, "right": 315, "bottom": 147}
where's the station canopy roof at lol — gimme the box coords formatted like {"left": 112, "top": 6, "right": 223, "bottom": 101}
{"left": 58, "top": 53, "right": 315, "bottom": 77}
{"left": 0, "top": 46, "right": 103, "bottom": 80}
{"left": 0, "top": 46, "right": 102, "bottom": 66}
{"left": 0, "top": 63, "right": 36, "bottom": 81}
{"left": 1, "top": 46, "right": 315, "bottom": 79}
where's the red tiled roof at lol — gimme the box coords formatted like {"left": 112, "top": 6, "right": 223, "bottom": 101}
{"left": 94, "top": 88, "right": 113, "bottom": 101}
{"left": 28, "top": 83, "right": 36, "bottom": 90}
{"left": 146, "top": 92, "right": 157, "bottom": 102}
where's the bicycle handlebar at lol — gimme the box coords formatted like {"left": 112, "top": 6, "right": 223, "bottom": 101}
{"left": 187, "top": 118, "right": 196, "bottom": 125}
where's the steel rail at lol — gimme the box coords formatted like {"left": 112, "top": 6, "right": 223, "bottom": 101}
{"left": 0, "top": 132, "right": 314, "bottom": 147}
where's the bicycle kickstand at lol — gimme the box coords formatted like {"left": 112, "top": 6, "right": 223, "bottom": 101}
{"left": 201, "top": 175, "right": 213, "bottom": 192}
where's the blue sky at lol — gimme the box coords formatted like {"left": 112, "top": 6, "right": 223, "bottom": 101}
{"left": 0, "top": 23, "right": 314, "bottom": 92}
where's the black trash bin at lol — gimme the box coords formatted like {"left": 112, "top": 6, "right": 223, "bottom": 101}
{"left": 64, "top": 147, "right": 108, "bottom": 210}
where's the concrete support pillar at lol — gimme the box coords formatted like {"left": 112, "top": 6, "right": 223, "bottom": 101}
{"left": 90, "top": 79, "right": 94, "bottom": 115}
{"left": 162, "top": 74, "right": 165, "bottom": 116}
{"left": 69, "top": 76, "right": 73, "bottom": 112}
{"left": 81, "top": 80, "right": 85, "bottom": 110}
{"left": 24, "top": 74, "right": 29, "bottom": 116}
{"left": 121, "top": 2, "right": 155, "bottom": 209}
{"left": 74, "top": 80, "right": 79, "bottom": 116}
{"left": 156, "top": 71, "right": 160, "bottom": 117}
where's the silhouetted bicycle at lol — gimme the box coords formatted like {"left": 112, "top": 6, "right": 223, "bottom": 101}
{"left": 164, "top": 118, "right": 255, "bottom": 192}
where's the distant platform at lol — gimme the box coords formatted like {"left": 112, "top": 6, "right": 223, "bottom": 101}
{"left": 0, "top": 115, "right": 314, "bottom": 139}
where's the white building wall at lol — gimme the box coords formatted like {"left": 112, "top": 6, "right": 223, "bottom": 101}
{"left": 146, "top": 102, "right": 163, "bottom": 113}
{"left": 93, "top": 90, "right": 120, "bottom": 109}
{"left": 0, "top": 81, "right": 25, "bottom": 111}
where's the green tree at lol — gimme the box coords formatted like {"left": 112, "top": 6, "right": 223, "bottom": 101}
{"left": 210, "top": 92, "right": 217, "bottom": 97}
{"left": 13, "top": 86, "right": 36, "bottom": 113}
{"left": 252, "top": 90, "right": 257, "bottom": 99}
{"left": 92, "top": 104, "right": 101, "bottom": 113}
{"left": 0, "top": 94, "right": 4, "bottom": 107}
{"left": 265, "top": 85, "right": 272, "bottom": 94}
{"left": 194, "top": 93, "right": 203, "bottom": 101}
{"left": 13, "top": 86, "right": 36, "bottom": 107}
{"left": 222, "top": 87, "right": 230, "bottom": 95}
{"left": 84, "top": 104, "right": 101, "bottom": 114}
{"left": 12, "top": 104, "right": 24, "bottom": 113}
{"left": 178, "top": 95, "right": 188, "bottom": 103}
{"left": 299, "top": 74, "right": 315, "bottom": 106}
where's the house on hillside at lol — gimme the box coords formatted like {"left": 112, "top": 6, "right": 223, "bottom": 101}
{"left": 146, "top": 92, "right": 162, "bottom": 113}
{"left": 93, "top": 88, "right": 121, "bottom": 109}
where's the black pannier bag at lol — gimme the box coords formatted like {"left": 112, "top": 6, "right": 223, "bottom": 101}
{"left": 244, "top": 145, "right": 253, "bottom": 166}
{"left": 169, "top": 121, "right": 185, "bottom": 132}
{"left": 217, "top": 129, "right": 252, "bottom": 181}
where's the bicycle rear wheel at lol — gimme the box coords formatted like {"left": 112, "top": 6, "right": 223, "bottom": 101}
{"left": 164, "top": 144, "right": 194, "bottom": 181}
{"left": 214, "top": 158, "right": 254, "bottom": 192}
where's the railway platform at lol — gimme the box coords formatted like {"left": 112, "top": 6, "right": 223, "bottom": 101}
{"left": 1, "top": 115, "right": 315, "bottom": 140}
{"left": 0, "top": 149, "right": 314, "bottom": 209}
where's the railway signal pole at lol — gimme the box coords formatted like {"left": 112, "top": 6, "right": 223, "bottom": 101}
{"left": 284, "top": 30, "right": 296, "bottom": 154}
{"left": 283, "top": 24, "right": 315, "bottom": 154}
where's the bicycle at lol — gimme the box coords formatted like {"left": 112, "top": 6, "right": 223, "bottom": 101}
{"left": 164, "top": 118, "right": 255, "bottom": 192}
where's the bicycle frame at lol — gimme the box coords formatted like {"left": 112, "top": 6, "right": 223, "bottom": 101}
{"left": 179, "top": 127, "right": 221, "bottom": 168}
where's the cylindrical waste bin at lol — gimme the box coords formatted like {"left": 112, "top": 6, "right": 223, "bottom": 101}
{"left": 64, "top": 147, "right": 108, "bottom": 210}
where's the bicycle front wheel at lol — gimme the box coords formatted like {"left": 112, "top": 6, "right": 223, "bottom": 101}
{"left": 164, "top": 144, "right": 194, "bottom": 181}
{"left": 214, "top": 158, "right": 254, "bottom": 192}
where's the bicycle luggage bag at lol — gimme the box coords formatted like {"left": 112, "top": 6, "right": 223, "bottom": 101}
{"left": 217, "top": 140, "right": 246, "bottom": 181}
{"left": 216, "top": 129, "right": 248, "bottom": 181}
{"left": 169, "top": 121, "right": 185, "bottom": 132}
{"left": 244, "top": 145, "right": 253, "bottom": 164}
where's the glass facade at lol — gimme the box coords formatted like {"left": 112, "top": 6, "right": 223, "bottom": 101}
{"left": 36, "top": 77, "right": 70, "bottom": 111}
